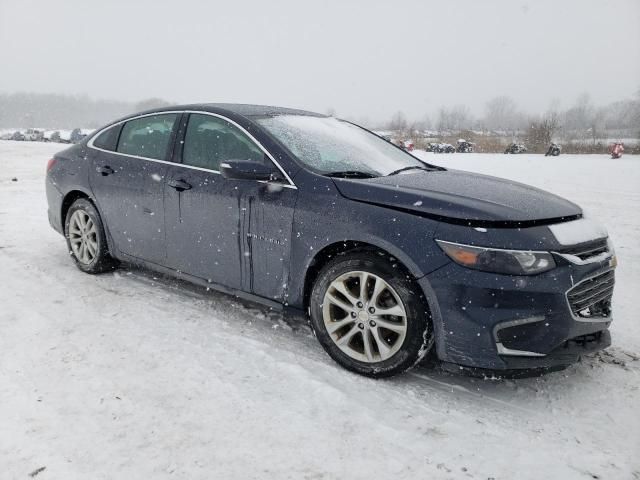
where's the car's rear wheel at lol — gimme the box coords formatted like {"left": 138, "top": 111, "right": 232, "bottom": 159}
{"left": 310, "top": 252, "right": 433, "bottom": 378}
{"left": 64, "top": 198, "right": 116, "bottom": 274}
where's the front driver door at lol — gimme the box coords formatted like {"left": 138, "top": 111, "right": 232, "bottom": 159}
{"left": 164, "top": 112, "right": 297, "bottom": 301}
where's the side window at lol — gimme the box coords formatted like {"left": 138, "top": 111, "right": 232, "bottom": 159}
{"left": 182, "top": 113, "right": 265, "bottom": 171}
{"left": 92, "top": 124, "right": 121, "bottom": 151}
{"left": 117, "top": 114, "right": 177, "bottom": 160}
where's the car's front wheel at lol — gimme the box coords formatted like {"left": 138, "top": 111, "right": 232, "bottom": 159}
{"left": 64, "top": 198, "right": 116, "bottom": 274}
{"left": 310, "top": 252, "right": 433, "bottom": 378}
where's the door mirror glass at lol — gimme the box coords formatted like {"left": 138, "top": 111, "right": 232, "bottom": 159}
{"left": 220, "top": 160, "right": 274, "bottom": 181}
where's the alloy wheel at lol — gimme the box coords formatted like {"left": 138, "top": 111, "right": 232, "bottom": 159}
{"left": 68, "top": 210, "right": 98, "bottom": 265}
{"left": 322, "top": 271, "right": 408, "bottom": 363}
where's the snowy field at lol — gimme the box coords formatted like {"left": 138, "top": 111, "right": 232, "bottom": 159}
{"left": 1, "top": 141, "right": 639, "bottom": 480}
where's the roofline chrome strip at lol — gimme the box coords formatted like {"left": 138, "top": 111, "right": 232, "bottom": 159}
{"left": 86, "top": 110, "right": 297, "bottom": 190}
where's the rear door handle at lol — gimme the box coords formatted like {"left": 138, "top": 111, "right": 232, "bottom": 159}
{"left": 168, "top": 179, "right": 192, "bottom": 192}
{"left": 96, "top": 165, "right": 114, "bottom": 176}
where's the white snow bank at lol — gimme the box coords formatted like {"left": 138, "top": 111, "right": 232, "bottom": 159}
{"left": 1, "top": 143, "right": 639, "bottom": 480}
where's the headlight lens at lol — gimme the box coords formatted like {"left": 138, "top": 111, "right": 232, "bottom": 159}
{"left": 436, "top": 240, "right": 556, "bottom": 275}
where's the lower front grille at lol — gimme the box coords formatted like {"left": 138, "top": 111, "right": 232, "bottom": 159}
{"left": 564, "top": 331, "right": 605, "bottom": 348}
{"left": 566, "top": 269, "right": 614, "bottom": 318}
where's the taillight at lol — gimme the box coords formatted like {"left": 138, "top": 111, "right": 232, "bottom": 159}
{"left": 46, "top": 158, "right": 57, "bottom": 172}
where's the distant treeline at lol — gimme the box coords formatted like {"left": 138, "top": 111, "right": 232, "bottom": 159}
{"left": 380, "top": 92, "right": 640, "bottom": 146}
{"left": 0, "top": 93, "right": 172, "bottom": 128}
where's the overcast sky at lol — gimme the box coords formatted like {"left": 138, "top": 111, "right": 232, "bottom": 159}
{"left": 1, "top": 0, "right": 639, "bottom": 122}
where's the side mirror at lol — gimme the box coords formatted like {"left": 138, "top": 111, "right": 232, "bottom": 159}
{"left": 220, "top": 160, "right": 274, "bottom": 181}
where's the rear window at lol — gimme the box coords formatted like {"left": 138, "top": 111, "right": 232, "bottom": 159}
{"left": 117, "top": 114, "right": 178, "bottom": 160}
{"left": 92, "top": 125, "right": 121, "bottom": 151}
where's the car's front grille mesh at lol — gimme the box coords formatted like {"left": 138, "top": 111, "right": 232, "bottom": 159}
{"left": 566, "top": 269, "right": 614, "bottom": 318}
{"left": 560, "top": 238, "right": 609, "bottom": 260}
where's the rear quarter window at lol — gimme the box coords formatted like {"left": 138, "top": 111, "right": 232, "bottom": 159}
{"left": 92, "top": 125, "right": 121, "bottom": 151}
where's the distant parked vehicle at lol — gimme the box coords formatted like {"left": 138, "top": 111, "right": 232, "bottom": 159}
{"left": 427, "top": 142, "right": 455, "bottom": 153}
{"left": 11, "top": 131, "right": 26, "bottom": 141}
{"left": 456, "top": 139, "right": 474, "bottom": 153}
{"left": 609, "top": 142, "right": 624, "bottom": 159}
{"left": 58, "top": 130, "right": 72, "bottom": 143}
{"left": 70, "top": 128, "right": 88, "bottom": 143}
{"left": 545, "top": 143, "right": 561, "bottom": 157}
{"left": 440, "top": 143, "right": 455, "bottom": 153}
{"left": 43, "top": 130, "right": 61, "bottom": 143}
{"left": 390, "top": 138, "right": 414, "bottom": 152}
{"left": 0, "top": 131, "right": 14, "bottom": 140}
{"left": 505, "top": 143, "right": 527, "bottom": 154}
{"left": 23, "top": 128, "right": 45, "bottom": 141}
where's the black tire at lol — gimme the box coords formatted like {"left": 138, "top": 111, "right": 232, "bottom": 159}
{"left": 309, "top": 252, "right": 433, "bottom": 378}
{"left": 64, "top": 198, "right": 117, "bottom": 274}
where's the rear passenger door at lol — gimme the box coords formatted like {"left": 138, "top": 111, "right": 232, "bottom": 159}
{"left": 88, "top": 113, "right": 178, "bottom": 264}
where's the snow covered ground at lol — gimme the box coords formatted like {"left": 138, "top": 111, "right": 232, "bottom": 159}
{"left": 1, "top": 141, "right": 638, "bottom": 479}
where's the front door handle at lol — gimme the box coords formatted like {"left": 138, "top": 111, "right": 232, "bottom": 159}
{"left": 168, "top": 179, "right": 192, "bottom": 192}
{"left": 96, "top": 165, "right": 114, "bottom": 176}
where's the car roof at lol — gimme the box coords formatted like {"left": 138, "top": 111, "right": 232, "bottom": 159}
{"left": 89, "top": 103, "right": 330, "bottom": 143}
{"left": 148, "top": 103, "right": 326, "bottom": 119}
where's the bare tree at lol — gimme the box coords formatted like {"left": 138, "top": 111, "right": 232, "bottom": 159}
{"left": 529, "top": 108, "right": 562, "bottom": 149}
{"left": 563, "top": 93, "right": 594, "bottom": 140}
{"left": 388, "top": 111, "right": 408, "bottom": 132}
{"left": 0, "top": 92, "right": 133, "bottom": 128}
{"left": 484, "top": 96, "right": 521, "bottom": 133}
{"left": 437, "top": 105, "right": 472, "bottom": 134}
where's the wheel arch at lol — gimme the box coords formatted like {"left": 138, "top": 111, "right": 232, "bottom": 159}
{"left": 60, "top": 189, "right": 93, "bottom": 230}
{"left": 301, "top": 239, "right": 424, "bottom": 314}
{"left": 60, "top": 189, "right": 116, "bottom": 255}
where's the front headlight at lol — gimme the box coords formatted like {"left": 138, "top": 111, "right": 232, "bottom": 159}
{"left": 436, "top": 240, "right": 556, "bottom": 275}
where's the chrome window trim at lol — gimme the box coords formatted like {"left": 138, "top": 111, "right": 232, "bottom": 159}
{"left": 87, "top": 110, "right": 297, "bottom": 189}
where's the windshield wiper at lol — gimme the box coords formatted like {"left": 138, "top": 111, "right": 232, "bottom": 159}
{"left": 324, "top": 170, "right": 378, "bottom": 179}
{"left": 386, "top": 165, "right": 434, "bottom": 176}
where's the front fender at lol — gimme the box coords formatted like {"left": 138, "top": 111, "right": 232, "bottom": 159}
{"left": 287, "top": 175, "right": 448, "bottom": 308}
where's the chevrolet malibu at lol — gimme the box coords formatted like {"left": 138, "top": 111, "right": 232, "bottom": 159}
{"left": 45, "top": 104, "right": 616, "bottom": 377}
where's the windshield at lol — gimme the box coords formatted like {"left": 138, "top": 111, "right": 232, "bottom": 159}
{"left": 256, "top": 115, "right": 426, "bottom": 176}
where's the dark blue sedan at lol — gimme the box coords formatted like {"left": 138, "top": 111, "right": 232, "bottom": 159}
{"left": 45, "top": 104, "right": 616, "bottom": 377}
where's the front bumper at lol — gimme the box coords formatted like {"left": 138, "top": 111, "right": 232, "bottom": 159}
{"left": 421, "top": 253, "right": 615, "bottom": 371}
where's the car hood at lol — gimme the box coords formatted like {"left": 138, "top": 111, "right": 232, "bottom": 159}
{"left": 332, "top": 169, "right": 582, "bottom": 227}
